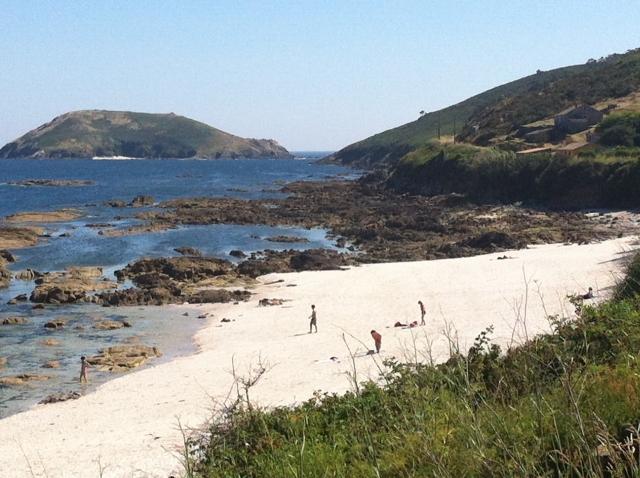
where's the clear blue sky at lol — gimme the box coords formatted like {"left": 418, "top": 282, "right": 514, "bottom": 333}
{"left": 1, "top": 1, "right": 639, "bottom": 151}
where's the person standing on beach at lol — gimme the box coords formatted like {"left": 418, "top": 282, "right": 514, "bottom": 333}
{"left": 371, "top": 330, "right": 382, "bottom": 353}
{"left": 80, "top": 356, "right": 91, "bottom": 383}
{"left": 309, "top": 304, "right": 318, "bottom": 333}
{"left": 418, "top": 300, "right": 426, "bottom": 326}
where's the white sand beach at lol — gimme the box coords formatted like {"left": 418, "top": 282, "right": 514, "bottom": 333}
{"left": 0, "top": 238, "right": 635, "bottom": 477}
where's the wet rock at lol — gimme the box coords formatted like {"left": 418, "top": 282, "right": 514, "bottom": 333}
{"left": 39, "top": 391, "right": 81, "bottom": 404}
{"left": 238, "top": 249, "right": 351, "bottom": 278}
{"left": 40, "top": 338, "right": 60, "bottom": 346}
{"left": 87, "top": 344, "right": 162, "bottom": 372}
{"left": 30, "top": 267, "right": 117, "bottom": 304}
{"left": 116, "top": 256, "right": 234, "bottom": 284}
{"left": 174, "top": 246, "right": 202, "bottom": 257}
{"left": 93, "top": 320, "right": 126, "bottom": 330}
{"left": 0, "top": 374, "right": 51, "bottom": 386}
{"left": 44, "top": 318, "right": 67, "bottom": 329}
{"left": 0, "top": 250, "right": 16, "bottom": 263}
{"left": 97, "top": 287, "right": 179, "bottom": 307}
{"left": 129, "top": 195, "right": 155, "bottom": 207}
{"left": 1, "top": 316, "right": 29, "bottom": 325}
{"left": 9, "top": 179, "right": 94, "bottom": 187}
{"left": 12, "top": 293, "right": 28, "bottom": 302}
{"left": 229, "top": 249, "right": 246, "bottom": 258}
{"left": 42, "top": 360, "right": 60, "bottom": 369}
{"left": 264, "top": 235, "right": 309, "bottom": 243}
{"left": 32, "top": 304, "right": 45, "bottom": 310}
{"left": 15, "top": 268, "right": 43, "bottom": 281}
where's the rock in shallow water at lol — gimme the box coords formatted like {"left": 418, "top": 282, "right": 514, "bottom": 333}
{"left": 93, "top": 319, "right": 130, "bottom": 330}
{"left": 39, "top": 391, "right": 81, "bottom": 404}
{"left": 0, "top": 374, "right": 51, "bottom": 386}
{"left": 1, "top": 316, "right": 29, "bottom": 325}
{"left": 87, "top": 344, "right": 162, "bottom": 372}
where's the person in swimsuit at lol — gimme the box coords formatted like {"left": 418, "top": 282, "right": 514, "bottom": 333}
{"left": 370, "top": 330, "right": 382, "bottom": 353}
{"left": 80, "top": 356, "right": 91, "bottom": 383}
{"left": 309, "top": 304, "right": 318, "bottom": 333}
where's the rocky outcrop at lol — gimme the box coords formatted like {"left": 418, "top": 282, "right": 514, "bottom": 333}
{"left": 94, "top": 320, "right": 131, "bottom": 330}
{"left": 9, "top": 179, "right": 94, "bottom": 187}
{"left": 129, "top": 195, "right": 155, "bottom": 207}
{"left": 265, "top": 236, "right": 309, "bottom": 243}
{"left": 14, "top": 269, "right": 42, "bottom": 281}
{"left": 0, "top": 374, "right": 51, "bottom": 386}
{"left": 39, "top": 391, "right": 81, "bottom": 404}
{"left": 0, "top": 357, "right": 6, "bottom": 368}
{"left": 43, "top": 318, "right": 68, "bottom": 329}
{"left": 115, "top": 256, "right": 235, "bottom": 284}
{"left": 1, "top": 316, "right": 29, "bottom": 325}
{"left": 4, "top": 209, "right": 82, "bottom": 223}
{"left": 30, "top": 267, "right": 117, "bottom": 304}
{"left": 174, "top": 246, "right": 202, "bottom": 256}
{"left": 237, "top": 249, "right": 352, "bottom": 278}
{"left": 0, "top": 227, "right": 42, "bottom": 250}
{"left": 87, "top": 344, "right": 162, "bottom": 372}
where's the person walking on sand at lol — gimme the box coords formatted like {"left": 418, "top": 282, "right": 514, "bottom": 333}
{"left": 80, "top": 356, "right": 91, "bottom": 383}
{"left": 418, "top": 300, "right": 426, "bottom": 326}
{"left": 371, "top": 330, "right": 382, "bottom": 353}
{"left": 309, "top": 304, "right": 318, "bottom": 333}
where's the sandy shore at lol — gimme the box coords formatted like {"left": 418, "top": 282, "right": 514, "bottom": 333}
{"left": 0, "top": 238, "right": 635, "bottom": 477}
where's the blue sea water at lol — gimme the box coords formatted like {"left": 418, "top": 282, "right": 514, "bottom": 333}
{"left": 0, "top": 154, "right": 356, "bottom": 417}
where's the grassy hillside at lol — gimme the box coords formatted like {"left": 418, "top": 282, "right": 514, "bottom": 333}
{"left": 327, "top": 48, "right": 640, "bottom": 168}
{"left": 0, "top": 110, "right": 291, "bottom": 159}
{"left": 386, "top": 142, "right": 640, "bottom": 209}
{"left": 186, "top": 254, "right": 640, "bottom": 477}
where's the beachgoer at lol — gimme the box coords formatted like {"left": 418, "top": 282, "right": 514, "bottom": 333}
{"left": 371, "top": 330, "right": 382, "bottom": 353}
{"left": 80, "top": 356, "right": 90, "bottom": 383}
{"left": 418, "top": 300, "right": 426, "bottom": 325}
{"left": 309, "top": 304, "right": 318, "bottom": 333}
{"left": 582, "top": 287, "right": 594, "bottom": 300}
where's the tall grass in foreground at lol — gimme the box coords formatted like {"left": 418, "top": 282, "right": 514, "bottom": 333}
{"left": 184, "top": 254, "right": 640, "bottom": 477}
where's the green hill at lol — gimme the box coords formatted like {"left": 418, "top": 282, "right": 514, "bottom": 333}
{"left": 326, "top": 48, "right": 640, "bottom": 168}
{"left": 0, "top": 110, "right": 291, "bottom": 159}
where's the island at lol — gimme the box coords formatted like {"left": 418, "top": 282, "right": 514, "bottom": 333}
{"left": 0, "top": 110, "right": 292, "bottom": 159}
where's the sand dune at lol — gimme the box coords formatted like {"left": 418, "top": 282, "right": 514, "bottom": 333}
{"left": 0, "top": 238, "right": 635, "bottom": 477}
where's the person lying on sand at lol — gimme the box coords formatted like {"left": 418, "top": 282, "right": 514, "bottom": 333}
{"left": 309, "top": 304, "right": 318, "bottom": 333}
{"left": 582, "top": 287, "right": 594, "bottom": 300}
{"left": 80, "top": 356, "right": 91, "bottom": 383}
{"left": 370, "top": 330, "right": 382, "bottom": 353}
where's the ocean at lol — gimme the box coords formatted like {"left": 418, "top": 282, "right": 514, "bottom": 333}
{"left": 0, "top": 153, "right": 356, "bottom": 417}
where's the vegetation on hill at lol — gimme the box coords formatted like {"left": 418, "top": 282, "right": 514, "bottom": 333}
{"left": 185, "top": 253, "right": 640, "bottom": 477}
{"left": 326, "top": 48, "right": 640, "bottom": 169}
{"left": 597, "top": 112, "right": 640, "bottom": 147}
{"left": 386, "top": 143, "right": 640, "bottom": 209}
{"left": 0, "top": 110, "right": 291, "bottom": 159}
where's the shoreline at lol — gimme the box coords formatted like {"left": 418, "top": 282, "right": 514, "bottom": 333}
{"left": 0, "top": 237, "right": 635, "bottom": 477}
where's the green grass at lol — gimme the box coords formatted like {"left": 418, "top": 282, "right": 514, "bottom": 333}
{"left": 386, "top": 142, "right": 640, "bottom": 208}
{"left": 187, "top": 251, "right": 640, "bottom": 477}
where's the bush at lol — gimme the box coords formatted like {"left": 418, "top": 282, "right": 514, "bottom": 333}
{"left": 188, "top": 256, "right": 640, "bottom": 477}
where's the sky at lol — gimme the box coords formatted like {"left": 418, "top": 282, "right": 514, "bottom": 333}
{"left": 1, "top": 1, "right": 639, "bottom": 151}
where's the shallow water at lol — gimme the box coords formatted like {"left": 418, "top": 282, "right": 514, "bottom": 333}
{"left": 0, "top": 154, "right": 356, "bottom": 417}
